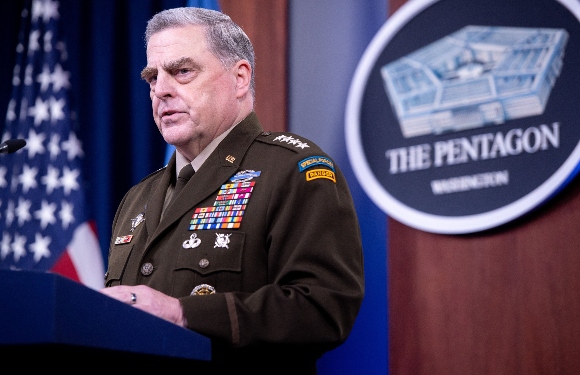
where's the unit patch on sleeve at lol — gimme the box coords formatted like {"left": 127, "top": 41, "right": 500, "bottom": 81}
{"left": 298, "top": 156, "right": 335, "bottom": 172}
{"left": 306, "top": 169, "right": 336, "bottom": 183}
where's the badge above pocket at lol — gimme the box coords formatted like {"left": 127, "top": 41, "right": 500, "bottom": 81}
{"left": 175, "top": 231, "right": 245, "bottom": 275}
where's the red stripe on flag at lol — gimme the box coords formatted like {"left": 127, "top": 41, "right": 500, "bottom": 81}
{"left": 50, "top": 250, "right": 81, "bottom": 283}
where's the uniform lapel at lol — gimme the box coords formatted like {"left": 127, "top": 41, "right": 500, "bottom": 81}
{"left": 144, "top": 154, "right": 175, "bottom": 239}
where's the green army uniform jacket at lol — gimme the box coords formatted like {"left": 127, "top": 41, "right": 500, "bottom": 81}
{"left": 105, "top": 112, "right": 364, "bottom": 373}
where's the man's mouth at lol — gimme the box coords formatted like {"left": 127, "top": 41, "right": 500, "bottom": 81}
{"left": 160, "top": 110, "right": 183, "bottom": 122}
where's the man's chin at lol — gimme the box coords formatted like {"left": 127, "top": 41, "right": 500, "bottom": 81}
{"left": 161, "top": 128, "right": 185, "bottom": 145}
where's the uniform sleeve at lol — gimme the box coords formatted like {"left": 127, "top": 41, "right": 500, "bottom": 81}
{"left": 180, "top": 150, "right": 365, "bottom": 357}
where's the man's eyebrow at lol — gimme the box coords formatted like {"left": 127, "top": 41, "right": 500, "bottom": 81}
{"left": 140, "top": 66, "right": 157, "bottom": 80}
{"left": 140, "top": 57, "right": 196, "bottom": 81}
{"left": 163, "top": 57, "right": 194, "bottom": 71}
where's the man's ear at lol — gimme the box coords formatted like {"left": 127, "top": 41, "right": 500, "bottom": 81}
{"left": 234, "top": 60, "right": 251, "bottom": 98}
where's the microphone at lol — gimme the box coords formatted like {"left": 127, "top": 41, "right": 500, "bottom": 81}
{"left": 0, "top": 139, "right": 27, "bottom": 154}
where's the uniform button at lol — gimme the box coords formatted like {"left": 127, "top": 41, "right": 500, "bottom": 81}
{"left": 104, "top": 271, "right": 108, "bottom": 279}
{"left": 199, "top": 258, "right": 210, "bottom": 268}
{"left": 141, "top": 262, "right": 154, "bottom": 276}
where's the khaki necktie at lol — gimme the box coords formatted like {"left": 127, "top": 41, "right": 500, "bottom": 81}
{"left": 172, "top": 164, "right": 195, "bottom": 202}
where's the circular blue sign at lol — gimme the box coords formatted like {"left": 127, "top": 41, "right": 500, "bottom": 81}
{"left": 346, "top": 0, "right": 580, "bottom": 234}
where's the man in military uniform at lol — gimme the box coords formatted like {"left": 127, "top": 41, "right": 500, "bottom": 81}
{"left": 100, "top": 7, "right": 364, "bottom": 374}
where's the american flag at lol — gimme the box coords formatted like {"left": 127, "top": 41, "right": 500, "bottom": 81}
{"left": 0, "top": 0, "right": 104, "bottom": 290}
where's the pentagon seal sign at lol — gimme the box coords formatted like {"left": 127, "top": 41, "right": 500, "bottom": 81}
{"left": 345, "top": 0, "right": 580, "bottom": 234}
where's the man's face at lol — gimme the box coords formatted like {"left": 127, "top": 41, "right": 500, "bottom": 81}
{"left": 142, "top": 25, "right": 240, "bottom": 155}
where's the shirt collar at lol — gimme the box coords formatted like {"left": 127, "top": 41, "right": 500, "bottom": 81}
{"left": 174, "top": 124, "right": 237, "bottom": 177}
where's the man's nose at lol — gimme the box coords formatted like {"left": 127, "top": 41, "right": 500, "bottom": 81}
{"left": 154, "top": 72, "right": 176, "bottom": 99}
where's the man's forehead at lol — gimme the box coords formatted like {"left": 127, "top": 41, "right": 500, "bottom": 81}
{"left": 147, "top": 25, "right": 206, "bottom": 49}
{"left": 146, "top": 27, "right": 206, "bottom": 65}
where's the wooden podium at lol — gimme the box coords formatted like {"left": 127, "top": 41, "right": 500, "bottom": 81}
{"left": 0, "top": 269, "right": 211, "bottom": 368}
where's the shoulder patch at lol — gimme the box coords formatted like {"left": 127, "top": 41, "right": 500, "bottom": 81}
{"left": 298, "top": 156, "right": 335, "bottom": 172}
{"left": 305, "top": 169, "right": 336, "bottom": 183}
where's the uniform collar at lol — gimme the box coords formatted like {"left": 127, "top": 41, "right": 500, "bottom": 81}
{"left": 174, "top": 119, "right": 239, "bottom": 177}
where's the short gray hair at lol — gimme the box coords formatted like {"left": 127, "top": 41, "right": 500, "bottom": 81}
{"left": 145, "top": 7, "right": 255, "bottom": 97}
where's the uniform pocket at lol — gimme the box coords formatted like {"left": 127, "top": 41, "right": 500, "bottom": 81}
{"left": 175, "top": 230, "right": 245, "bottom": 275}
{"left": 105, "top": 244, "right": 133, "bottom": 286}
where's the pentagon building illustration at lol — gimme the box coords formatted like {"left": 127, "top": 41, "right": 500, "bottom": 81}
{"left": 380, "top": 25, "right": 568, "bottom": 138}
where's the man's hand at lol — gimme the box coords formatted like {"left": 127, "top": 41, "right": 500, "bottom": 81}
{"left": 100, "top": 285, "right": 187, "bottom": 327}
